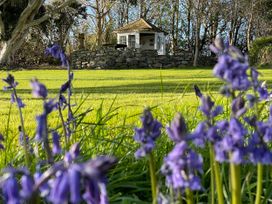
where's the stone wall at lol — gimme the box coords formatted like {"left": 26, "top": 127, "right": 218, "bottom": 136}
{"left": 71, "top": 47, "right": 193, "bottom": 69}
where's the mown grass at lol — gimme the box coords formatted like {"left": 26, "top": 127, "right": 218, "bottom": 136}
{"left": 0, "top": 68, "right": 272, "bottom": 203}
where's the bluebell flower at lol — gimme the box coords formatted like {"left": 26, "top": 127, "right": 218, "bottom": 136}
{"left": 166, "top": 113, "right": 188, "bottom": 143}
{"left": 134, "top": 109, "right": 162, "bottom": 158}
{"left": 211, "top": 40, "right": 252, "bottom": 91}
{"left": 58, "top": 94, "right": 67, "bottom": 108}
{"left": 11, "top": 93, "right": 25, "bottom": 108}
{"left": 2, "top": 174, "right": 20, "bottom": 204}
{"left": 68, "top": 165, "right": 81, "bottom": 203}
{"left": 214, "top": 118, "right": 247, "bottom": 164}
{"left": 246, "top": 94, "right": 257, "bottom": 108}
{"left": 257, "top": 82, "right": 269, "bottom": 100}
{"left": 231, "top": 96, "right": 246, "bottom": 117}
{"left": 161, "top": 141, "right": 203, "bottom": 191}
{"left": 34, "top": 171, "right": 50, "bottom": 198}
{"left": 44, "top": 99, "right": 57, "bottom": 114}
{"left": 190, "top": 122, "right": 207, "bottom": 148}
{"left": 31, "top": 79, "right": 48, "bottom": 99}
{"left": 20, "top": 174, "right": 34, "bottom": 199}
{"left": 194, "top": 85, "right": 203, "bottom": 98}
{"left": 49, "top": 171, "right": 69, "bottom": 204}
{"left": 199, "top": 95, "right": 223, "bottom": 118}
{"left": 60, "top": 80, "right": 71, "bottom": 94}
{"left": 35, "top": 114, "right": 46, "bottom": 141}
{"left": 19, "top": 126, "right": 29, "bottom": 147}
{"left": 3, "top": 74, "right": 18, "bottom": 90}
{"left": 213, "top": 54, "right": 251, "bottom": 91}
{"left": 209, "top": 37, "right": 226, "bottom": 55}
{"left": 250, "top": 68, "right": 259, "bottom": 89}
{"left": 46, "top": 44, "right": 69, "bottom": 67}
{"left": 69, "top": 142, "right": 80, "bottom": 160}
{"left": 52, "top": 131, "right": 61, "bottom": 155}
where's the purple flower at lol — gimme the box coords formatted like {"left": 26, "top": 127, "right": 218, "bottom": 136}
{"left": 44, "top": 99, "right": 57, "bottom": 114}
{"left": 199, "top": 95, "right": 223, "bottom": 118}
{"left": 46, "top": 44, "right": 69, "bottom": 67}
{"left": 2, "top": 174, "right": 20, "bottom": 204}
{"left": 134, "top": 109, "right": 162, "bottom": 158}
{"left": 257, "top": 83, "right": 269, "bottom": 100}
{"left": 3, "top": 74, "right": 18, "bottom": 90}
{"left": 34, "top": 171, "right": 50, "bottom": 197}
{"left": 31, "top": 79, "right": 48, "bottom": 99}
{"left": 20, "top": 174, "right": 34, "bottom": 199}
{"left": 166, "top": 113, "right": 188, "bottom": 143}
{"left": 214, "top": 118, "right": 247, "bottom": 164}
{"left": 18, "top": 126, "right": 29, "bottom": 147}
{"left": 68, "top": 166, "right": 81, "bottom": 203}
{"left": 11, "top": 93, "right": 25, "bottom": 108}
{"left": 49, "top": 171, "right": 69, "bottom": 204}
{"left": 194, "top": 85, "right": 203, "bottom": 98}
{"left": 190, "top": 122, "right": 207, "bottom": 147}
{"left": 213, "top": 52, "right": 251, "bottom": 91}
{"left": 60, "top": 80, "right": 71, "bottom": 94}
{"left": 231, "top": 96, "right": 246, "bottom": 117}
{"left": 161, "top": 141, "right": 203, "bottom": 191}
{"left": 209, "top": 37, "right": 226, "bottom": 54}
{"left": 52, "top": 131, "right": 61, "bottom": 155}
{"left": 35, "top": 114, "right": 46, "bottom": 141}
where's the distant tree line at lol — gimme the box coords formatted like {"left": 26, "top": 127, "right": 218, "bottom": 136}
{"left": 1, "top": 0, "right": 272, "bottom": 66}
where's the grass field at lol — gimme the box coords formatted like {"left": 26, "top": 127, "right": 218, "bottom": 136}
{"left": 0, "top": 68, "right": 272, "bottom": 203}
{"left": 0, "top": 68, "right": 271, "bottom": 150}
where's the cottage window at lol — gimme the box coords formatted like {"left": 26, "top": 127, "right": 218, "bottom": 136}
{"left": 119, "top": 36, "right": 127, "bottom": 45}
{"left": 128, "top": 35, "right": 136, "bottom": 48}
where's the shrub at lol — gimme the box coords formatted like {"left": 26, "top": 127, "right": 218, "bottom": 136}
{"left": 249, "top": 36, "right": 272, "bottom": 65}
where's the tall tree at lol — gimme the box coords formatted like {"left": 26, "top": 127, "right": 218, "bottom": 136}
{"left": 87, "top": 0, "right": 114, "bottom": 46}
{"left": 0, "top": 0, "right": 78, "bottom": 65}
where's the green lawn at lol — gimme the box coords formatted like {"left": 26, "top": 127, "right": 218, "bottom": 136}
{"left": 0, "top": 68, "right": 271, "bottom": 167}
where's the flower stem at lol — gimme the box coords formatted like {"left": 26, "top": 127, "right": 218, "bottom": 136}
{"left": 185, "top": 188, "right": 194, "bottom": 204}
{"left": 230, "top": 163, "right": 241, "bottom": 204}
{"left": 209, "top": 144, "right": 224, "bottom": 204}
{"left": 149, "top": 153, "right": 157, "bottom": 204}
{"left": 255, "top": 163, "right": 263, "bottom": 204}
{"left": 209, "top": 146, "right": 215, "bottom": 204}
{"left": 58, "top": 104, "right": 68, "bottom": 150}
{"left": 13, "top": 88, "right": 30, "bottom": 168}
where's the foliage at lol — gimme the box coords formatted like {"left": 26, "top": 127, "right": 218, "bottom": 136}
{"left": 1, "top": 37, "right": 272, "bottom": 203}
{"left": 249, "top": 36, "right": 272, "bottom": 65}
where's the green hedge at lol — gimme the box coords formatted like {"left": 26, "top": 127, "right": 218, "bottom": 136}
{"left": 249, "top": 36, "right": 272, "bottom": 65}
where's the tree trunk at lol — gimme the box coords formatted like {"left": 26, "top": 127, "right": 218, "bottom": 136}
{"left": 0, "top": 36, "right": 25, "bottom": 65}
{"left": 247, "top": 1, "right": 254, "bottom": 51}
{"left": 193, "top": 0, "right": 201, "bottom": 67}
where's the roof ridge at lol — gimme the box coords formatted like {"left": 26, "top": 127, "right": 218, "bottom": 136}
{"left": 140, "top": 18, "right": 153, "bottom": 29}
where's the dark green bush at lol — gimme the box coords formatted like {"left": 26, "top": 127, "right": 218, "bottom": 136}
{"left": 249, "top": 36, "right": 272, "bottom": 65}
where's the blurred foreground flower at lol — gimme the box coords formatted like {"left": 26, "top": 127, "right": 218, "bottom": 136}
{"left": 134, "top": 108, "right": 162, "bottom": 158}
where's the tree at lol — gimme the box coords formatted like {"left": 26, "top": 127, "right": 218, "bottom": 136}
{"left": 0, "top": 0, "right": 78, "bottom": 65}
{"left": 39, "top": 2, "right": 87, "bottom": 48}
{"left": 87, "top": 0, "right": 114, "bottom": 46}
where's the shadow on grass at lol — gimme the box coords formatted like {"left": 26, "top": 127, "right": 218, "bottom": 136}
{"left": 2, "top": 80, "right": 272, "bottom": 96}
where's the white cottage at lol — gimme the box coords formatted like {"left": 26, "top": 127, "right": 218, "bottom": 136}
{"left": 114, "top": 18, "right": 167, "bottom": 55}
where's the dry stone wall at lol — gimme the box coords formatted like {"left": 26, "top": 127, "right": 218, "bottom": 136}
{"left": 71, "top": 47, "right": 193, "bottom": 69}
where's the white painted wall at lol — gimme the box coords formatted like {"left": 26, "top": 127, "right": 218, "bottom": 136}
{"left": 155, "top": 32, "right": 166, "bottom": 55}
{"left": 117, "top": 32, "right": 166, "bottom": 55}
{"left": 117, "top": 32, "right": 140, "bottom": 48}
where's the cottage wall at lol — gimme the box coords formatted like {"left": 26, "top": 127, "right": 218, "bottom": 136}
{"left": 71, "top": 47, "right": 193, "bottom": 69}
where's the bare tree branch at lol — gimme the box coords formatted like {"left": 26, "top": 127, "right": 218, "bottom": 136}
{"left": 0, "top": 0, "right": 7, "bottom": 7}
{"left": 26, "top": 0, "right": 77, "bottom": 28}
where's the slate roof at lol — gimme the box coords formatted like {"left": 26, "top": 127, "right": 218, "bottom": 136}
{"left": 114, "top": 18, "right": 167, "bottom": 34}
